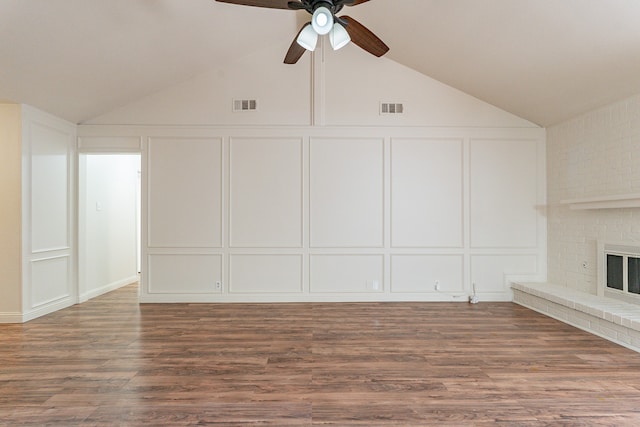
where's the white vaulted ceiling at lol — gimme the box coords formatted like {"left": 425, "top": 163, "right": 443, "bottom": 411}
{"left": 2, "top": 0, "right": 640, "bottom": 126}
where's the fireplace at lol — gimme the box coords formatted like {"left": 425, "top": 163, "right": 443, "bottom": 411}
{"left": 598, "top": 242, "right": 640, "bottom": 304}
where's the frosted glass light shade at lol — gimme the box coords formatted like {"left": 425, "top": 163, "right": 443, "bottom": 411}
{"left": 297, "top": 24, "right": 318, "bottom": 51}
{"left": 312, "top": 7, "right": 333, "bottom": 35}
{"left": 329, "top": 23, "right": 350, "bottom": 50}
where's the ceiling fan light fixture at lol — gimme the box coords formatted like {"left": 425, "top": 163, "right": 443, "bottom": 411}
{"left": 296, "top": 24, "right": 318, "bottom": 51}
{"left": 312, "top": 6, "right": 333, "bottom": 35}
{"left": 329, "top": 22, "right": 350, "bottom": 50}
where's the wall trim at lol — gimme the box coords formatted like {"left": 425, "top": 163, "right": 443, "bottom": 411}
{"left": 0, "top": 312, "right": 24, "bottom": 324}
{"left": 22, "top": 296, "right": 75, "bottom": 323}
{"left": 80, "top": 124, "right": 546, "bottom": 304}
{"left": 79, "top": 275, "right": 139, "bottom": 303}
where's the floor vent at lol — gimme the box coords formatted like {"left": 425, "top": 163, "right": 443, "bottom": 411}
{"left": 233, "top": 99, "right": 258, "bottom": 112}
{"left": 380, "top": 102, "right": 404, "bottom": 115}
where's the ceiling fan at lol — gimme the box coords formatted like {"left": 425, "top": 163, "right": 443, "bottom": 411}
{"left": 215, "top": 0, "right": 389, "bottom": 64}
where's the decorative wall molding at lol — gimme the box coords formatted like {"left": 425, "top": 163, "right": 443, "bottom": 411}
{"left": 77, "top": 135, "right": 143, "bottom": 152}
{"left": 98, "top": 125, "right": 546, "bottom": 303}
{"left": 561, "top": 193, "right": 640, "bottom": 210}
{"left": 21, "top": 105, "right": 76, "bottom": 321}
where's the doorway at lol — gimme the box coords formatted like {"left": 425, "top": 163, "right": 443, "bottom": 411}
{"left": 78, "top": 153, "right": 141, "bottom": 302}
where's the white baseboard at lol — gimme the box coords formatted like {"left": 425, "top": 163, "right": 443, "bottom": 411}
{"left": 79, "top": 275, "right": 138, "bottom": 303}
{"left": 137, "top": 292, "right": 513, "bottom": 304}
{"left": 22, "top": 297, "right": 75, "bottom": 323}
{"left": 0, "top": 312, "right": 25, "bottom": 323}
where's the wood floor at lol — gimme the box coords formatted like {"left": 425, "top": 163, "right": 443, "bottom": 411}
{"left": 2, "top": 285, "right": 640, "bottom": 426}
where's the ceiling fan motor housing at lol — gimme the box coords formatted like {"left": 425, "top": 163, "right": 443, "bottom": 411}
{"left": 301, "top": 0, "right": 344, "bottom": 14}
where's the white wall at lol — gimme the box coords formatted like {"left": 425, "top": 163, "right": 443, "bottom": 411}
{"left": 77, "top": 126, "right": 546, "bottom": 303}
{"left": 547, "top": 94, "right": 640, "bottom": 293}
{"left": 21, "top": 105, "right": 76, "bottom": 320}
{"left": 0, "top": 104, "right": 23, "bottom": 319}
{"left": 85, "top": 44, "right": 313, "bottom": 126}
{"left": 79, "top": 43, "right": 546, "bottom": 303}
{"left": 84, "top": 42, "right": 535, "bottom": 129}
{"left": 323, "top": 43, "right": 534, "bottom": 128}
{"left": 79, "top": 154, "right": 139, "bottom": 301}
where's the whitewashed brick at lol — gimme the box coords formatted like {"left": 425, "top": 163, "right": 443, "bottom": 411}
{"left": 513, "top": 283, "right": 640, "bottom": 352}
{"left": 548, "top": 93, "right": 640, "bottom": 295}
{"left": 567, "top": 311, "right": 592, "bottom": 329}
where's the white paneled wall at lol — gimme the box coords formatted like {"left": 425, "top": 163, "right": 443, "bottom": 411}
{"left": 148, "top": 254, "right": 222, "bottom": 294}
{"left": 30, "top": 123, "right": 70, "bottom": 252}
{"left": 230, "top": 255, "right": 302, "bottom": 294}
{"left": 230, "top": 138, "right": 302, "bottom": 248}
{"left": 391, "top": 139, "right": 463, "bottom": 248}
{"left": 470, "top": 139, "right": 540, "bottom": 248}
{"left": 471, "top": 255, "right": 538, "bottom": 294}
{"left": 148, "top": 138, "right": 223, "bottom": 248}
{"left": 22, "top": 106, "right": 76, "bottom": 320}
{"left": 391, "top": 255, "right": 464, "bottom": 294}
{"left": 77, "top": 126, "right": 545, "bottom": 303}
{"left": 310, "top": 255, "right": 384, "bottom": 294}
{"left": 310, "top": 138, "right": 384, "bottom": 248}
{"left": 30, "top": 256, "right": 70, "bottom": 307}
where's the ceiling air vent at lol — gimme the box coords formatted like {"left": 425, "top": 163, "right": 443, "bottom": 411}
{"left": 233, "top": 99, "right": 258, "bottom": 112}
{"left": 380, "top": 102, "right": 404, "bottom": 115}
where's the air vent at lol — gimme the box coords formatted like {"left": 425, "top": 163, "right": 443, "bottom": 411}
{"left": 233, "top": 99, "right": 258, "bottom": 112}
{"left": 380, "top": 102, "right": 404, "bottom": 115}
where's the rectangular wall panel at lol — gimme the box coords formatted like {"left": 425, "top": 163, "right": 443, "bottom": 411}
{"left": 310, "top": 138, "right": 384, "bottom": 248}
{"left": 30, "top": 123, "right": 70, "bottom": 252}
{"left": 230, "top": 138, "right": 302, "bottom": 247}
{"left": 148, "top": 254, "right": 222, "bottom": 294}
{"left": 31, "top": 256, "right": 70, "bottom": 308}
{"left": 148, "top": 138, "right": 222, "bottom": 248}
{"left": 310, "top": 255, "right": 384, "bottom": 293}
{"left": 391, "top": 138, "right": 463, "bottom": 247}
{"left": 470, "top": 139, "right": 539, "bottom": 248}
{"left": 229, "top": 255, "right": 302, "bottom": 293}
{"left": 391, "top": 255, "right": 463, "bottom": 293}
{"left": 471, "top": 255, "right": 538, "bottom": 294}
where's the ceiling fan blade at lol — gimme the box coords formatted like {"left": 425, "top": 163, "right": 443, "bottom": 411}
{"left": 341, "top": 16, "right": 389, "bottom": 57}
{"left": 342, "top": 0, "right": 371, "bottom": 5}
{"left": 215, "top": 0, "right": 296, "bottom": 10}
{"left": 284, "top": 24, "right": 310, "bottom": 64}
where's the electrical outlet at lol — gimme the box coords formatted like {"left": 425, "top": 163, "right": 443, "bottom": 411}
{"left": 215, "top": 281, "right": 222, "bottom": 290}
{"left": 435, "top": 280, "right": 441, "bottom": 291}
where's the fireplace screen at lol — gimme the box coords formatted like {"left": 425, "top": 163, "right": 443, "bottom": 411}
{"left": 606, "top": 254, "right": 624, "bottom": 291}
{"left": 629, "top": 257, "right": 640, "bottom": 295}
{"left": 603, "top": 244, "right": 640, "bottom": 303}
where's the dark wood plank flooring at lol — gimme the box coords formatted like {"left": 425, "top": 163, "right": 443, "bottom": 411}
{"left": 1, "top": 284, "right": 640, "bottom": 426}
